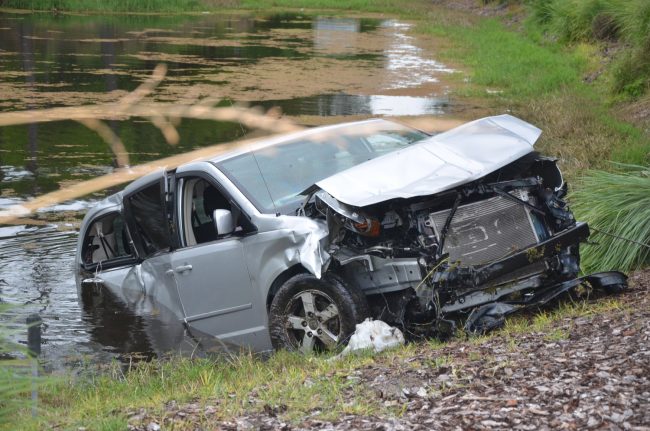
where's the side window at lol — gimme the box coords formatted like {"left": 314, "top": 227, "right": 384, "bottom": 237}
{"left": 126, "top": 182, "right": 172, "bottom": 257}
{"left": 181, "top": 178, "right": 233, "bottom": 246}
{"left": 82, "top": 212, "right": 133, "bottom": 266}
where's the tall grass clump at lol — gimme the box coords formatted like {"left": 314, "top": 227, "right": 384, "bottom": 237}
{"left": 571, "top": 165, "right": 650, "bottom": 273}
{"left": 0, "top": 305, "right": 38, "bottom": 425}
{"left": 544, "top": 0, "right": 614, "bottom": 42}
{"left": 611, "top": 38, "right": 650, "bottom": 99}
{"left": 528, "top": 0, "right": 650, "bottom": 98}
{"left": 529, "top": 0, "right": 650, "bottom": 43}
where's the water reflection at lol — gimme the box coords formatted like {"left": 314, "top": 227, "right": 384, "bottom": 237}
{"left": 382, "top": 20, "right": 454, "bottom": 89}
{"left": 259, "top": 94, "right": 449, "bottom": 117}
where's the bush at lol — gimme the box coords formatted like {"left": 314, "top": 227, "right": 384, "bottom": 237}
{"left": 527, "top": 0, "right": 650, "bottom": 98}
{"left": 571, "top": 165, "right": 650, "bottom": 273}
{"left": 529, "top": 0, "right": 649, "bottom": 42}
{"left": 611, "top": 39, "right": 650, "bottom": 98}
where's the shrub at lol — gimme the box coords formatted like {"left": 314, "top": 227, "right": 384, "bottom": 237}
{"left": 527, "top": 0, "right": 650, "bottom": 98}
{"left": 571, "top": 165, "right": 650, "bottom": 273}
{"left": 611, "top": 38, "right": 650, "bottom": 98}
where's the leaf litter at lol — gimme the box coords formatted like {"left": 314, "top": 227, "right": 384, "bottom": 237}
{"left": 127, "top": 270, "right": 650, "bottom": 430}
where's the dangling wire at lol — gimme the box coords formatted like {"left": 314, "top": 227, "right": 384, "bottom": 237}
{"left": 414, "top": 257, "right": 449, "bottom": 293}
{"left": 591, "top": 227, "right": 650, "bottom": 250}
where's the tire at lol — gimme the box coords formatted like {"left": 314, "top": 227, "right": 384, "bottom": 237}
{"left": 269, "top": 272, "right": 369, "bottom": 353}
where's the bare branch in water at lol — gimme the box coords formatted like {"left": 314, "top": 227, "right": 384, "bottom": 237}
{"left": 76, "top": 118, "right": 131, "bottom": 167}
{"left": 0, "top": 102, "right": 300, "bottom": 134}
{"left": 117, "top": 63, "right": 167, "bottom": 107}
{"left": 0, "top": 63, "right": 300, "bottom": 163}
{"left": 149, "top": 113, "right": 180, "bottom": 146}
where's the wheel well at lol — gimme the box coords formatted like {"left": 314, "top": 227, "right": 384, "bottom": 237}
{"left": 266, "top": 264, "right": 308, "bottom": 310}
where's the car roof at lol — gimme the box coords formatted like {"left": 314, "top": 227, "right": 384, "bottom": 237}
{"left": 80, "top": 118, "right": 416, "bottom": 227}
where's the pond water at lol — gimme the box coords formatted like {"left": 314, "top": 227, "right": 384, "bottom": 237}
{"left": 0, "top": 10, "right": 457, "bottom": 369}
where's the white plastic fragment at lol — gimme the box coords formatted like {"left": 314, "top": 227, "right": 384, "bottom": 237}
{"left": 335, "top": 318, "right": 405, "bottom": 358}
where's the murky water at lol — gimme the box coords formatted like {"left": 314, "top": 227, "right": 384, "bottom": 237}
{"left": 0, "top": 11, "right": 455, "bottom": 368}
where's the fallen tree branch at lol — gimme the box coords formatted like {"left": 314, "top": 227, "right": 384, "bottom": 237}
{"left": 76, "top": 118, "right": 130, "bottom": 167}
{"left": 0, "top": 63, "right": 304, "bottom": 225}
{"left": 0, "top": 98, "right": 301, "bottom": 133}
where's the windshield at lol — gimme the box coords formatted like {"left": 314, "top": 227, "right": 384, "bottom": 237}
{"left": 216, "top": 121, "right": 428, "bottom": 214}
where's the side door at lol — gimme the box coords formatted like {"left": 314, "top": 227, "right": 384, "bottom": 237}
{"left": 78, "top": 208, "right": 138, "bottom": 305}
{"left": 170, "top": 171, "right": 266, "bottom": 350}
{"left": 121, "top": 171, "right": 185, "bottom": 320}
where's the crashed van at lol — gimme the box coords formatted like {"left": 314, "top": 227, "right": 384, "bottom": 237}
{"left": 76, "top": 115, "right": 626, "bottom": 354}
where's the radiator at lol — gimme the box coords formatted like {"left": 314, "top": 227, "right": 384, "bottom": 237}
{"left": 427, "top": 191, "right": 541, "bottom": 266}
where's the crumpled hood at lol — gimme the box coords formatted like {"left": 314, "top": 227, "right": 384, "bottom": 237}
{"left": 315, "top": 114, "right": 542, "bottom": 207}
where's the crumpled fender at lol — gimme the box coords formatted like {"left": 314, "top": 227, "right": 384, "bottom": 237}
{"left": 246, "top": 216, "right": 331, "bottom": 283}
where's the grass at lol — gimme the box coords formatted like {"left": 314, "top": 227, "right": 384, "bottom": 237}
{"left": 0, "top": 358, "right": 35, "bottom": 425}
{"left": 529, "top": 0, "right": 650, "bottom": 44}
{"left": 0, "top": 305, "right": 42, "bottom": 426}
{"left": 414, "top": 12, "right": 649, "bottom": 173}
{"left": 236, "top": 0, "right": 405, "bottom": 13}
{"left": 0, "top": 0, "right": 202, "bottom": 12}
{"left": 418, "top": 17, "right": 585, "bottom": 99}
{"left": 6, "top": 295, "right": 628, "bottom": 430}
{"left": 10, "top": 348, "right": 385, "bottom": 430}
{"left": 1, "top": 0, "right": 648, "bottom": 427}
{"left": 527, "top": 0, "right": 650, "bottom": 99}
{"left": 571, "top": 165, "right": 650, "bottom": 273}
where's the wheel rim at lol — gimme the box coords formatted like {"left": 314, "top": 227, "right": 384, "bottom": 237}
{"left": 284, "top": 289, "right": 341, "bottom": 354}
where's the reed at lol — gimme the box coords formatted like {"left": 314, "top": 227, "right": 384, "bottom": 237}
{"left": 0, "top": 305, "right": 41, "bottom": 425}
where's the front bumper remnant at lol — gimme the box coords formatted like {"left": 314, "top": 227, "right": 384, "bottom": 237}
{"left": 464, "top": 270, "right": 628, "bottom": 334}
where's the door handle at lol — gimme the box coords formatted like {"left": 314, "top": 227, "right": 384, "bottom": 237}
{"left": 174, "top": 264, "right": 193, "bottom": 273}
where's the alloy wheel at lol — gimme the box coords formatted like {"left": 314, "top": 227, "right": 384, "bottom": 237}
{"left": 284, "top": 289, "right": 342, "bottom": 353}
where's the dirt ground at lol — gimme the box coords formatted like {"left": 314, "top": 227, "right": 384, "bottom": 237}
{"left": 128, "top": 270, "right": 650, "bottom": 431}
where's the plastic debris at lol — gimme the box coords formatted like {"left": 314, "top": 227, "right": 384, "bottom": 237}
{"left": 336, "top": 318, "right": 405, "bottom": 358}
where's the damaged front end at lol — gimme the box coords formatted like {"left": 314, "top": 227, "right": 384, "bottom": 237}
{"left": 303, "top": 150, "right": 626, "bottom": 337}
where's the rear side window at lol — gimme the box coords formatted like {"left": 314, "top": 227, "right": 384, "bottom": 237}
{"left": 126, "top": 183, "right": 172, "bottom": 257}
{"left": 82, "top": 212, "right": 133, "bottom": 266}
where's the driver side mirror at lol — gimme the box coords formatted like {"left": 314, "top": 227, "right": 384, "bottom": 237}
{"left": 213, "top": 209, "right": 235, "bottom": 236}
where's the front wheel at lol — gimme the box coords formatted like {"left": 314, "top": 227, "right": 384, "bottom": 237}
{"left": 269, "top": 273, "right": 368, "bottom": 354}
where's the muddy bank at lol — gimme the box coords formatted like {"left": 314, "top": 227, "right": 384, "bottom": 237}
{"left": 127, "top": 271, "right": 650, "bottom": 430}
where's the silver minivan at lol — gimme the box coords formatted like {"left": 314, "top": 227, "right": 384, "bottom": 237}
{"left": 76, "top": 115, "right": 626, "bottom": 354}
